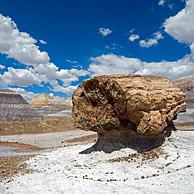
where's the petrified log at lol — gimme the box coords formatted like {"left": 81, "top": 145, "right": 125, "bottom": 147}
{"left": 72, "top": 75, "right": 186, "bottom": 143}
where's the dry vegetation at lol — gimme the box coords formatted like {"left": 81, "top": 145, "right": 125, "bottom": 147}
{"left": 107, "top": 147, "right": 165, "bottom": 164}
{"left": 0, "top": 156, "right": 30, "bottom": 182}
{"left": 0, "top": 141, "right": 43, "bottom": 182}
{"left": 0, "top": 117, "right": 74, "bottom": 135}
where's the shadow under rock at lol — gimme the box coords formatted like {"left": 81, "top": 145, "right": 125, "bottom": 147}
{"left": 79, "top": 125, "right": 175, "bottom": 154}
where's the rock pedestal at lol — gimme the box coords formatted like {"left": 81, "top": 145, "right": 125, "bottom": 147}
{"left": 73, "top": 75, "right": 186, "bottom": 146}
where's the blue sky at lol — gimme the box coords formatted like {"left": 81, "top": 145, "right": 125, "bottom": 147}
{"left": 0, "top": 0, "right": 194, "bottom": 100}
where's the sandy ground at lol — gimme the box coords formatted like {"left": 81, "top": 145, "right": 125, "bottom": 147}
{"left": 0, "top": 116, "right": 193, "bottom": 193}
{"left": 0, "top": 129, "right": 96, "bottom": 181}
{"left": 175, "top": 121, "right": 194, "bottom": 131}
{"left": 0, "top": 130, "right": 97, "bottom": 149}
{"left": 0, "top": 141, "right": 42, "bottom": 157}
{"left": 0, "top": 117, "right": 73, "bottom": 135}
{"left": 0, "top": 156, "right": 30, "bottom": 182}
{"left": 0, "top": 130, "right": 194, "bottom": 194}
{"left": 0, "top": 142, "right": 43, "bottom": 181}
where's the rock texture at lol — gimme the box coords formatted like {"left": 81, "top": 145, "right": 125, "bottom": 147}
{"left": 0, "top": 89, "right": 41, "bottom": 121}
{"left": 30, "top": 93, "right": 72, "bottom": 117}
{"left": 73, "top": 75, "right": 186, "bottom": 140}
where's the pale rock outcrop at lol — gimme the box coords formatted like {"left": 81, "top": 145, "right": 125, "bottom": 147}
{"left": 30, "top": 93, "right": 72, "bottom": 117}
{"left": 73, "top": 75, "right": 186, "bottom": 142}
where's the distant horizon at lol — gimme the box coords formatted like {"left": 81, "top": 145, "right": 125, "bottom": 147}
{"left": 0, "top": 0, "right": 194, "bottom": 101}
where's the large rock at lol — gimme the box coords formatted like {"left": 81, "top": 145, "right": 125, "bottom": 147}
{"left": 73, "top": 75, "right": 186, "bottom": 141}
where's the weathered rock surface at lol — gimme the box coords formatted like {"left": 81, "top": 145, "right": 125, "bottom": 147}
{"left": 73, "top": 75, "right": 186, "bottom": 140}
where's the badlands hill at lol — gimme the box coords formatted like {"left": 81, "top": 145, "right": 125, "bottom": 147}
{"left": 30, "top": 93, "right": 72, "bottom": 117}
{"left": 174, "top": 75, "right": 194, "bottom": 122}
{"left": 0, "top": 89, "right": 41, "bottom": 121}
{"left": 174, "top": 75, "right": 194, "bottom": 105}
{"left": 31, "top": 93, "right": 54, "bottom": 107}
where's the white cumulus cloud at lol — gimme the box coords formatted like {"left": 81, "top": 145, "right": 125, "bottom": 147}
{"left": 164, "top": 0, "right": 194, "bottom": 44}
{"left": 139, "top": 31, "right": 163, "bottom": 48}
{"left": 0, "top": 64, "right": 5, "bottom": 69}
{"left": 0, "top": 14, "right": 50, "bottom": 65}
{"left": 158, "top": 0, "right": 166, "bottom": 6}
{"left": 89, "top": 0, "right": 194, "bottom": 80}
{"left": 99, "top": 28, "right": 112, "bottom": 36}
{"left": 66, "top": 59, "right": 78, "bottom": 64}
{"left": 88, "top": 0, "right": 194, "bottom": 80}
{"left": 50, "top": 80, "right": 78, "bottom": 94}
{"left": 0, "top": 67, "right": 42, "bottom": 87}
{"left": 39, "top": 39, "right": 47, "bottom": 44}
{"left": 0, "top": 13, "right": 90, "bottom": 95}
{"left": 88, "top": 53, "right": 194, "bottom": 80}
{"left": 9, "top": 87, "right": 37, "bottom": 101}
{"left": 89, "top": 0, "right": 194, "bottom": 79}
{"left": 129, "top": 34, "right": 140, "bottom": 42}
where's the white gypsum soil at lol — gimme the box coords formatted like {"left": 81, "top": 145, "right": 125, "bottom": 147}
{"left": 0, "top": 130, "right": 194, "bottom": 194}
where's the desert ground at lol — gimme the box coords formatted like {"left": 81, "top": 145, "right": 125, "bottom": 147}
{"left": 0, "top": 117, "right": 97, "bottom": 181}
{"left": 0, "top": 112, "right": 194, "bottom": 193}
{"left": 0, "top": 117, "right": 74, "bottom": 135}
{"left": 1, "top": 0, "right": 194, "bottom": 192}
